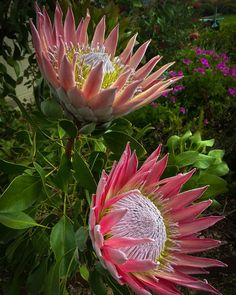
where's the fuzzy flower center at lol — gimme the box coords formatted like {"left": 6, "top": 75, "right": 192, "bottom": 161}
{"left": 49, "top": 45, "right": 124, "bottom": 89}
{"left": 111, "top": 191, "right": 167, "bottom": 262}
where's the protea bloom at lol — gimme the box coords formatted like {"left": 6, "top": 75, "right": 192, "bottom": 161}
{"left": 30, "top": 4, "right": 180, "bottom": 123}
{"left": 89, "top": 144, "right": 225, "bottom": 295}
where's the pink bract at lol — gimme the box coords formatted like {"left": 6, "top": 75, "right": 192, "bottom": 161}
{"left": 89, "top": 144, "right": 225, "bottom": 295}
{"left": 30, "top": 3, "right": 180, "bottom": 123}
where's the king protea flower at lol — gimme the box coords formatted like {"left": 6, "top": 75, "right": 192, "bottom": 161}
{"left": 30, "top": 3, "right": 180, "bottom": 123}
{"left": 89, "top": 144, "right": 225, "bottom": 295}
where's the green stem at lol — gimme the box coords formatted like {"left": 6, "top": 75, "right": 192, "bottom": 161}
{"left": 65, "top": 137, "right": 75, "bottom": 159}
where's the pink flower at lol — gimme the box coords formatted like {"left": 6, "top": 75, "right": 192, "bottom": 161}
{"left": 200, "top": 57, "right": 210, "bottom": 68}
{"left": 182, "top": 59, "right": 192, "bottom": 65}
{"left": 228, "top": 87, "right": 236, "bottom": 97}
{"left": 173, "top": 85, "right": 185, "bottom": 93}
{"left": 194, "top": 67, "right": 205, "bottom": 75}
{"left": 30, "top": 4, "right": 179, "bottom": 123}
{"left": 196, "top": 48, "right": 204, "bottom": 55}
{"left": 89, "top": 144, "right": 225, "bottom": 295}
{"left": 229, "top": 67, "right": 236, "bottom": 79}
{"left": 179, "top": 106, "right": 187, "bottom": 114}
{"left": 204, "top": 118, "right": 209, "bottom": 125}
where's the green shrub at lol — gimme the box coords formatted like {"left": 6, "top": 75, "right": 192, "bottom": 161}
{"left": 196, "top": 23, "right": 236, "bottom": 62}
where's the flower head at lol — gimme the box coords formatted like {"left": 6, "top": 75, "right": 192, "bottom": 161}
{"left": 179, "top": 106, "right": 187, "bottom": 114}
{"left": 173, "top": 85, "right": 185, "bottom": 93}
{"left": 30, "top": 4, "right": 179, "bottom": 123}
{"left": 228, "top": 87, "right": 236, "bottom": 97}
{"left": 200, "top": 58, "right": 210, "bottom": 68}
{"left": 89, "top": 144, "right": 225, "bottom": 295}
{"left": 182, "top": 59, "right": 192, "bottom": 65}
{"left": 194, "top": 67, "right": 205, "bottom": 75}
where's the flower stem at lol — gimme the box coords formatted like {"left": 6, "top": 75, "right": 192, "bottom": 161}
{"left": 65, "top": 137, "right": 75, "bottom": 159}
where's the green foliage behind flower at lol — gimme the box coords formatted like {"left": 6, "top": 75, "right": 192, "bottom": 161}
{"left": 196, "top": 23, "right": 236, "bottom": 62}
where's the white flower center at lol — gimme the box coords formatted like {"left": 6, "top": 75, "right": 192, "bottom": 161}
{"left": 111, "top": 191, "right": 167, "bottom": 261}
{"left": 82, "top": 52, "right": 115, "bottom": 73}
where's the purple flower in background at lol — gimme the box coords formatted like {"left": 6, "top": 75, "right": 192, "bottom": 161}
{"left": 169, "top": 71, "right": 177, "bottom": 77}
{"left": 179, "top": 106, "right": 186, "bottom": 114}
{"left": 182, "top": 59, "right": 192, "bottom": 65}
{"left": 228, "top": 88, "right": 236, "bottom": 97}
{"left": 216, "top": 62, "right": 229, "bottom": 76}
{"left": 196, "top": 48, "right": 203, "bottom": 55}
{"left": 162, "top": 90, "right": 170, "bottom": 97}
{"left": 229, "top": 67, "right": 236, "bottom": 79}
{"left": 221, "top": 53, "right": 229, "bottom": 62}
{"left": 173, "top": 85, "right": 185, "bottom": 93}
{"left": 204, "top": 118, "right": 209, "bottom": 125}
{"left": 216, "top": 62, "right": 227, "bottom": 71}
{"left": 194, "top": 67, "right": 205, "bottom": 75}
{"left": 200, "top": 57, "right": 210, "bottom": 68}
{"left": 170, "top": 71, "right": 184, "bottom": 77}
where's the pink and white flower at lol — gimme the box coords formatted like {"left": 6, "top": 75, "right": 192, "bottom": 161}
{"left": 89, "top": 144, "right": 225, "bottom": 295}
{"left": 30, "top": 4, "right": 180, "bottom": 123}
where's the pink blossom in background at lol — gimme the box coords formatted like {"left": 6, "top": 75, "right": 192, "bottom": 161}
{"left": 173, "top": 85, "right": 185, "bottom": 93}
{"left": 182, "top": 59, "right": 192, "bottom": 65}
{"left": 228, "top": 87, "right": 236, "bottom": 97}
{"left": 162, "top": 90, "right": 170, "bottom": 97}
{"left": 220, "top": 53, "right": 229, "bottom": 62}
{"left": 216, "top": 62, "right": 229, "bottom": 76}
{"left": 169, "top": 71, "right": 177, "bottom": 77}
{"left": 179, "top": 106, "right": 187, "bottom": 114}
{"left": 89, "top": 144, "right": 225, "bottom": 295}
{"left": 200, "top": 57, "right": 210, "bottom": 68}
{"left": 204, "top": 118, "right": 209, "bottom": 125}
{"left": 229, "top": 67, "right": 236, "bottom": 79}
{"left": 196, "top": 47, "right": 203, "bottom": 55}
{"left": 194, "top": 67, "right": 205, "bottom": 75}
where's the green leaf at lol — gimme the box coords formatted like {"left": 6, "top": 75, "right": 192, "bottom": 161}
{"left": 205, "top": 162, "right": 229, "bottom": 177}
{"left": 175, "top": 151, "right": 199, "bottom": 167}
{"left": 190, "top": 131, "right": 201, "bottom": 144}
{"left": 193, "top": 154, "right": 215, "bottom": 169}
{"left": 197, "top": 173, "right": 228, "bottom": 199}
{"left": 89, "top": 270, "right": 107, "bottom": 295}
{"left": 45, "top": 262, "right": 60, "bottom": 295}
{"left": 79, "top": 122, "right": 96, "bottom": 135}
{"left": 79, "top": 264, "right": 89, "bottom": 281}
{"left": 50, "top": 216, "right": 77, "bottom": 277}
{"left": 26, "top": 259, "right": 48, "bottom": 294}
{"left": 110, "top": 118, "right": 133, "bottom": 133}
{"left": 208, "top": 149, "right": 225, "bottom": 160}
{"left": 73, "top": 151, "right": 97, "bottom": 194}
{"left": 0, "top": 175, "right": 42, "bottom": 213}
{"left": 199, "top": 139, "right": 215, "bottom": 147}
{"left": 103, "top": 131, "right": 146, "bottom": 158}
{"left": 0, "top": 159, "right": 28, "bottom": 175}
{"left": 54, "top": 154, "right": 71, "bottom": 192}
{"left": 75, "top": 226, "right": 88, "bottom": 252}
{"left": 167, "top": 135, "right": 180, "bottom": 152}
{"left": 0, "top": 212, "right": 41, "bottom": 229}
{"left": 89, "top": 151, "right": 107, "bottom": 174}
{"left": 181, "top": 130, "right": 192, "bottom": 142}
{"left": 41, "top": 99, "right": 63, "bottom": 120}
{"left": 13, "top": 61, "right": 20, "bottom": 77}
{"left": 59, "top": 119, "right": 77, "bottom": 138}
